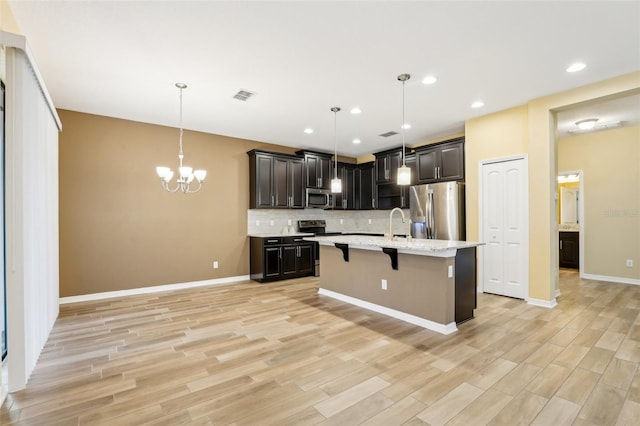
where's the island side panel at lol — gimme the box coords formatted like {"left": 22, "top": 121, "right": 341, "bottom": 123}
{"left": 318, "top": 245, "right": 455, "bottom": 326}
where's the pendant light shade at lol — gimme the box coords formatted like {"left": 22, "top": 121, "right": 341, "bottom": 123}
{"left": 397, "top": 73, "right": 411, "bottom": 186}
{"left": 330, "top": 107, "right": 342, "bottom": 194}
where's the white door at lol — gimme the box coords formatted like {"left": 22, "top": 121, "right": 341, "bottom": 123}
{"left": 481, "top": 158, "right": 527, "bottom": 299}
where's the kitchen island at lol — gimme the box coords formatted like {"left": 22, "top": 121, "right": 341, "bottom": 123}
{"left": 304, "top": 235, "right": 483, "bottom": 335}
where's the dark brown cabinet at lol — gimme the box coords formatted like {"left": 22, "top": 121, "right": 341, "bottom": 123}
{"left": 332, "top": 163, "right": 356, "bottom": 209}
{"left": 250, "top": 236, "right": 315, "bottom": 282}
{"left": 355, "top": 162, "right": 375, "bottom": 210}
{"left": 375, "top": 149, "right": 416, "bottom": 209}
{"left": 559, "top": 232, "right": 579, "bottom": 269}
{"left": 297, "top": 150, "right": 332, "bottom": 190}
{"left": 416, "top": 138, "right": 464, "bottom": 183}
{"left": 248, "top": 150, "right": 304, "bottom": 209}
{"left": 375, "top": 149, "right": 403, "bottom": 183}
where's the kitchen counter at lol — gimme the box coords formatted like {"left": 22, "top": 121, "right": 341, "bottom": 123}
{"left": 309, "top": 236, "right": 480, "bottom": 335}
{"left": 248, "top": 232, "right": 314, "bottom": 238}
{"left": 304, "top": 235, "right": 483, "bottom": 258}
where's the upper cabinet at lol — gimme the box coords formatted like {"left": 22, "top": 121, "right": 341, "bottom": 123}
{"left": 374, "top": 148, "right": 416, "bottom": 209}
{"left": 416, "top": 137, "right": 464, "bottom": 184}
{"left": 332, "top": 163, "right": 355, "bottom": 209}
{"left": 375, "top": 149, "right": 403, "bottom": 184}
{"left": 248, "top": 150, "right": 304, "bottom": 209}
{"left": 355, "top": 162, "right": 375, "bottom": 210}
{"left": 296, "top": 150, "right": 332, "bottom": 190}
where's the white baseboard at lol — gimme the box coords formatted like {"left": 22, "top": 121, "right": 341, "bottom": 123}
{"left": 318, "top": 288, "right": 458, "bottom": 335}
{"left": 581, "top": 273, "right": 640, "bottom": 286}
{"left": 59, "top": 275, "right": 250, "bottom": 304}
{"left": 527, "top": 297, "right": 558, "bottom": 309}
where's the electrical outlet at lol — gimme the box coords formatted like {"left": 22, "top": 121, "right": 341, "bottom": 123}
{"left": 381, "top": 279, "right": 387, "bottom": 290}
{"left": 287, "top": 219, "right": 292, "bottom": 226}
{"left": 448, "top": 265, "right": 453, "bottom": 278}
{"left": 213, "top": 261, "right": 219, "bottom": 269}
{"left": 270, "top": 220, "right": 274, "bottom": 226}
{"left": 626, "top": 259, "right": 634, "bottom": 268}
{"left": 340, "top": 219, "right": 344, "bottom": 225}
{"left": 255, "top": 220, "right": 260, "bottom": 227}
{"left": 368, "top": 219, "right": 372, "bottom": 225}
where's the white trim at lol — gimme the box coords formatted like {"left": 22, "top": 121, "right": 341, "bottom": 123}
{"left": 478, "top": 155, "right": 529, "bottom": 299}
{"left": 555, "top": 289, "right": 562, "bottom": 298}
{"left": 318, "top": 288, "right": 458, "bottom": 335}
{"left": 582, "top": 273, "right": 640, "bottom": 286}
{"left": 527, "top": 297, "right": 558, "bottom": 309}
{"left": 59, "top": 275, "right": 250, "bottom": 304}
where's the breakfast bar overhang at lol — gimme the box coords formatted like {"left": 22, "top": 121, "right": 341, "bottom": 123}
{"left": 305, "top": 236, "right": 484, "bottom": 335}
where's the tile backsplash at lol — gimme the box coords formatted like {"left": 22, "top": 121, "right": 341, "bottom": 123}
{"left": 247, "top": 209, "right": 411, "bottom": 236}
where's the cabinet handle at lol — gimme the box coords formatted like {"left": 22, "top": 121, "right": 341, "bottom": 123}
{"left": 372, "top": 198, "right": 375, "bottom": 209}
{"left": 384, "top": 158, "right": 389, "bottom": 180}
{"left": 560, "top": 240, "right": 563, "bottom": 250}
{"left": 267, "top": 239, "right": 278, "bottom": 243}
{"left": 271, "top": 195, "right": 275, "bottom": 205}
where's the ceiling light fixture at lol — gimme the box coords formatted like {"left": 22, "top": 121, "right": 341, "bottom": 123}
{"left": 397, "top": 73, "right": 411, "bottom": 186}
{"left": 566, "top": 62, "right": 586, "bottom": 73}
{"left": 422, "top": 75, "right": 437, "bottom": 85}
{"left": 575, "top": 118, "right": 598, "bottom": 130}
{"left": 471, "top": 100, "right": 484, "bottom": 108}
{"left": 155, "top": 83, "right": 206, "bottom": 193}
{"left": 350, "top": 107, "right": 362, "bottom": 114}
{"left": 304, "top": 128, "right": 314, "bottom": 134}
{"left": 330, "top": 107, "right": 342, "bottom": 193}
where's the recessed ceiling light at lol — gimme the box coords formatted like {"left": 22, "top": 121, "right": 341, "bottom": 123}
{"left": 401, "top": 123, "right": 411, "bottom": 129}
{"left": 422, "top": 75, "right": 437, "bottom": 85}
{"left": 575, "top": 118, "right": 598, "bottom": 130}
{"left": 566, "top": 62, "right": 586, "bottom": 73}
{"left": 352, "top": 138, "right": 361, "bottom": 144}
{"left": 350, "top": 107, "right": 362, "bottom": 114}
{"left": 471, "top": 101, "right": 484, "bottom": 108}
{"left": 304, "top": 128, "right": 314, "bottom": 134}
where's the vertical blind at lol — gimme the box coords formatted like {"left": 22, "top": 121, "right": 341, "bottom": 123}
{"left": 2, "top": 31, "right": 61, "bottom": 392}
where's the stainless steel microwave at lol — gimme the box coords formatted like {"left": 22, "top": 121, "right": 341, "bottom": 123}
{"left": 306, "top": 188, "right": 332, "bottom": 209}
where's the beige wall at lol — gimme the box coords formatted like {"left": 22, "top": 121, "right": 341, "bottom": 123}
{"left": 466, "top": 72, "right": 640, "bottom": 301}
{"left": 0, "top": 0, "right": 20, "bottom": 33}
{"left": 58, "top": 110, "right": 300, "bottom": 297}
{"left": 558, "top": 126, "right": 640, "bottom": 280}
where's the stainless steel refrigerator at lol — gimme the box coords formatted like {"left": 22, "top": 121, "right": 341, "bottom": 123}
{"left": 409, "top": 182, "right": 465, "bottom": 240}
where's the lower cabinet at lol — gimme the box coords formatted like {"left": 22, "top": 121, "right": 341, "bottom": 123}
{"left": 559, "top": 231, "right": 579, "bottom": 269}
{"left": 250, "top": 237, "right": 315, "bottom": 282}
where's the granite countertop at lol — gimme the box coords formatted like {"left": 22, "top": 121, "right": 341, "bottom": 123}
{"left": 304, "top": 235, "right": 484, "bottom": 257}
{"left": 248, "top": 232, "right": 314, "bottom": 238}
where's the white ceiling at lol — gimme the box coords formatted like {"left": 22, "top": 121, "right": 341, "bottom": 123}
{"left": 7, "top": 1, "right": 640, "bottom": 157}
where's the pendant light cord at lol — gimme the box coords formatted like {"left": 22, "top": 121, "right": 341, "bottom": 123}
{"left": 401, "top": 78, "right": 406, "bottom": 166}
{"left": 178, "top": 86, "right": 184, "bottom": 168}
{"left": 334, "top": 109, "right": 338, "bottom": 178}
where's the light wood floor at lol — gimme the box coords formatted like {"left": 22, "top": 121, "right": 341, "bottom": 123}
{"left": 1, "top": 270, "right": 639, "bottom": 425}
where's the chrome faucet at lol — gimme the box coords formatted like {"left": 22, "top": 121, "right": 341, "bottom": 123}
{"left": 388, "top": 207, "right": 405, "bottom": 240}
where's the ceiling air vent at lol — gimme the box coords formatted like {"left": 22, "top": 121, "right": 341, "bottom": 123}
{"left": 233, "top": 89, "right": 255, "bottom": 102}
{"left": 379, "top": 131, "right": 399, "bottom": 138}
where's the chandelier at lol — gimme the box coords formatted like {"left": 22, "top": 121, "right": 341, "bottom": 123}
{"left": 155, "top": 83, "right": 206, "bottom": 193}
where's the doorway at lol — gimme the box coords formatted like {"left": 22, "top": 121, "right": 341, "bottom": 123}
{"left": 480, "top": 156, "right": 529, "bottom": 299}
{"left": 557, "top": 171, "right": 584, "bottom": 280}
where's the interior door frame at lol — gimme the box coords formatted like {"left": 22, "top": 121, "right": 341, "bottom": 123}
{"left": 557, "top": 170, "right": 585, "bottom": 285}
{"left": 478, "top": 154, "right": 529, "bottom": 299}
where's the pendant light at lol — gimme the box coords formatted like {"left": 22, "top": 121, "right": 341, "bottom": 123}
{"left": 155, "top": 83, "right": 207, "bottom": 193}
{"left": 330, "top": 107, "right": 342, "bottom": 193}
{"left": 397, "top": 73, "right": 411, "bottom": 185}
